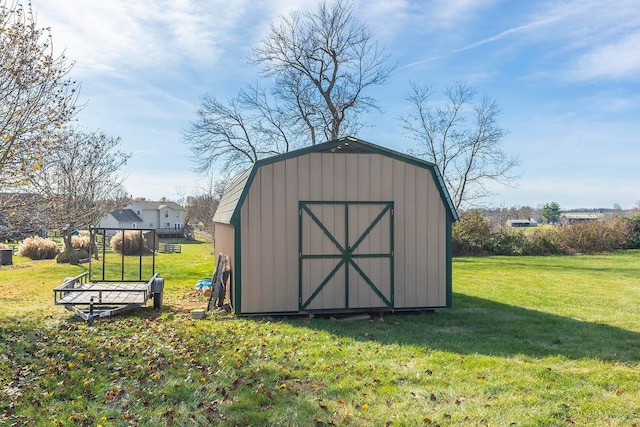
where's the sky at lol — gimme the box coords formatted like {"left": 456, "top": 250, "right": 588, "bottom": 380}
{"left": 30, "top": 0, "right": 640, "bottom": 210}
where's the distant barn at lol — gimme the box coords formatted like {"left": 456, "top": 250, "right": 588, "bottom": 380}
{"left": 561, "top": 214, "right": 600, "bottom": 225}
{"left": 213, "top": 137, "right": 458, "bottom": 316}
{"left": 506, "top": 219, "right": 537, "bottom": 228}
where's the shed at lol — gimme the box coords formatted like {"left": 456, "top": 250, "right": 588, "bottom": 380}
{"left": 560, "top": 214, "right": 600, "bottom": 225}
{"left": 213, "top": 137, "right": 458, "bottom": 316}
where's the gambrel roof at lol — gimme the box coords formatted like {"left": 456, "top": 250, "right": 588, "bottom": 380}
{"left": 213, "top": 137, "right": 458, "bottom": 225}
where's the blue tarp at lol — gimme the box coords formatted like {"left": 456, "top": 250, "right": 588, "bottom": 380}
{"left": 195, "top": 278, "right": 212, "bottom": 290}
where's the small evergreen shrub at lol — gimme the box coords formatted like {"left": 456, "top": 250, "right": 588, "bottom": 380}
{"left": 17, "top": 236, "right": 60, "bottom": 260}
{"left": 110, "top": 231, "right": 148, "bottom": 255}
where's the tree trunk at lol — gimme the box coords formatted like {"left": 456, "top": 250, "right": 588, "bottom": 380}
{"left": 89, "top": 230, "right": 99, "bottom": 260}
{"left": 62, "top": 233, "right": 79, "bottom": 265}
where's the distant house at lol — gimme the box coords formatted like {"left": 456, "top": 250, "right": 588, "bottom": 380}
{"left": 560, "top": 214, "right": 599, "bottom": 225}
{"left": 98, "top": 199, "right": 185, "bottom": 237}
{"left": 98, "top": 209, "right": 143, "bottom": 229}
{"left": 506, "top": 219, "right": 537, "bottom": 228}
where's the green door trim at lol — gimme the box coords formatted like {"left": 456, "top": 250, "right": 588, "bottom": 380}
{"left": 299, "top": 201, "right": 394, "bottom": 310}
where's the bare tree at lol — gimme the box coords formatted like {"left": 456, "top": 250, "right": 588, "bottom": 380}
{"left": 401, "top": 82, "right": 519, "bottom": 210}
{"left": 30, "top": 129, "right": 130, "bottom": 263}
{"left": 253, "top": 0, "right": 393, "bottom": 143}
{"left": 185, "top": 89, "right": 292, "bottom": 175}
{"left": 184, "top": 174, "right": 224, "bottom": 237}
{"left": 0, "top": 0, "right": 80, "bottom": 191}
{"left": 185, "top": 0, "right": 393, "bottom": 174}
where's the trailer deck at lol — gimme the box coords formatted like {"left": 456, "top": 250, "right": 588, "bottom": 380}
{"left": 54, "top": 272, "right": 163, "bottom": 324}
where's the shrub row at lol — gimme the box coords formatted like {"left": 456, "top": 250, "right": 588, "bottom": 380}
{"left": 110, "top": 231, "right": 149, "bottom": 255}
{"left": 18, "top": 236, "right": 60, "bottom": 260}
{"left": 9, "top": 231, "right": 152, "bottom": 260}
{"left": 453, "top": 211, "right": 640, "bottom": 256}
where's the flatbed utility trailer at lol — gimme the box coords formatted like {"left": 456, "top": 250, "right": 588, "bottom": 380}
{"left": 54, "top": 227, "right": 164, "bottom": 324}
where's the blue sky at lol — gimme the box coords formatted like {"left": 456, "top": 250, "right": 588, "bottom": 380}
{"left": 32, "top": 0, "right": 640, "bottom": 210}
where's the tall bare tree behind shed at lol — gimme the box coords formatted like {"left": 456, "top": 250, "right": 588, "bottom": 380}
{"left": 252, "top": 0, "right": 393, "bottom": 143}
{"left": 185, "top": 0, "right": 393, "bottom": 175}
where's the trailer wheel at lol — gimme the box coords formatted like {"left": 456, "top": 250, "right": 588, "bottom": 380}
{"left": 152, "top": 278, "right": 164, "bottom": 310}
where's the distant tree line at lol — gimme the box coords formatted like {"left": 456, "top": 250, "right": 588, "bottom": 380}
{"left": 453, "top": 210, "right": 640, "bottom": 256}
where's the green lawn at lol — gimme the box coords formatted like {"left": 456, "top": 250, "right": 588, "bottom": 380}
{"left": 1, "top": 244, "right": 639, "bottom": 426}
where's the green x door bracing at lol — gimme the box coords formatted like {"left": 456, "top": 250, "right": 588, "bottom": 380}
{"left": 299, "top": 202, "right": 394, "bottom": 311}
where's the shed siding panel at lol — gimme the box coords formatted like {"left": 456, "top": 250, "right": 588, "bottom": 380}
{"left": 403, "top": 163, "right": 418, "bottom": 306}
{"left": 380, "top": 156, "right": 394, "bottom": 200}
{"left": 391, "top": 159, "right": 406, "bottom": 306}
{"left": 427, "top": 175, "right": 444, "bottom": 306}
{"left": 321, "top": 154, "right": 334, "bottom": 201}
{"left": 369, "top": 154, "right": 382, "bottom": 201}
{"left": 345, "top": 155, "right": 358, "bottom": 200}
{"left": 273, "top": 162, "right": 287, "bottom": 309}
{"left": 261, "top": 165, "right": 275, "bottom": 311}
{"left": 244, "top": 168, "right": 263, "bottom": 312}
{"left": 357, "top": 155, "right": 370, "bottom": 201}
{"left": 333, "top": 154, "right": 346, "bottom": 200}
{"left": 309, "top": 154, "right": 322, "bottom": 200}
{"left": 414, "top": 167, "right": 429, "bottom": 306}
{"left": 284, "top": 158, "right": 299, "bottom": 310}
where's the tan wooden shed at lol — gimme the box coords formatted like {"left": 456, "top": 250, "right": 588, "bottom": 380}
{"left": 213, "top": 137, "right": 458, "bottom": 315}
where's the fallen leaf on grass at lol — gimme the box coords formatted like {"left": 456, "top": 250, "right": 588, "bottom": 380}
{"left": 104, "top": 389, "right": 121, "bottom": 401}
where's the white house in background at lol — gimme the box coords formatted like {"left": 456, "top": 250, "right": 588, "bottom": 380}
{"left": 98, "top": 208, "right": 143, "bottom": 229}
{"left": 98, "top": 199, "right": 186, "bottom": 236}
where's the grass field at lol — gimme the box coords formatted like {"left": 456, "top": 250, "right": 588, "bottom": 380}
{"left": 1, "top": 242, "right": 639, "bottom": 426}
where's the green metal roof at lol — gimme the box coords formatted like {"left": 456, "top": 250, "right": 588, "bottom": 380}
{"left": 213, "top": 137, "right": 459, "bottom": 225}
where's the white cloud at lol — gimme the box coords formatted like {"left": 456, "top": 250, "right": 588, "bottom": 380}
{"left": 356, "top": 0, "right": 411, "bottom": 40}
{"left": 32, "top": 0, "right": 251, "bottom": 76}
{"left": 428, "top": 0, "right": 498, "bottom": 30}
{"left": 571, "top": 32, "right": 640, "bottom": 80}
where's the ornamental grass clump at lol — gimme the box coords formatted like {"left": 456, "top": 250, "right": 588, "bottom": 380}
{"left": 17, "top": 236, "right": 59, "bottom": 260}
{"left": 110, "top": 231, "right": 148, "bottom": 255}
{"left": 71, "top": 235, "right": 91, "bottom": 251}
